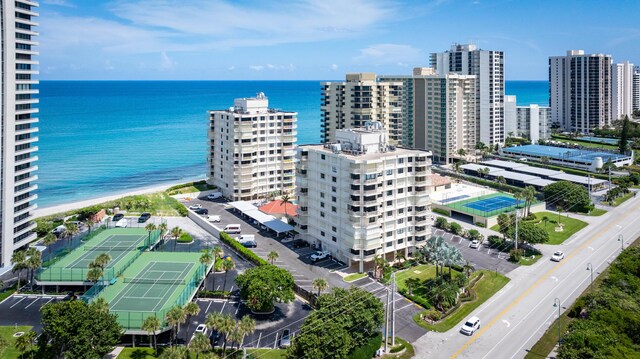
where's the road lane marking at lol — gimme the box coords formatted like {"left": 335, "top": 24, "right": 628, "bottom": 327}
{"left": 451, "top": 201, "right": 640, "bottom": 358}
{"left": 501, "top": 320, "right": 510, "bottom": 327}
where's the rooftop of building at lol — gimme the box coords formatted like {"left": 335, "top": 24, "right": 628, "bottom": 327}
{"left": 209, "top": 92, "right": 297, "bottom": 115}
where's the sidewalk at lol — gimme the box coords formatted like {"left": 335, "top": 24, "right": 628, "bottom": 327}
{"left": 104, "top": 346, "right": 124, "bottom": 359}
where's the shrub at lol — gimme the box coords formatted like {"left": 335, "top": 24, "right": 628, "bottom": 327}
{"left": 508, "top": 249, "right": 522, "bottom": 263}
{"left": 422, "top": 308, "right": 442, "bottom": 321}
{"left": 432, "top": 208, "right": 450, "bottom": 216}
{"left": 449, "top": 222, "right": 462, "bottom": 235}
{"left": 434, "top": 217, "right": 449, "bottom": 230}
{"left": 487, "top": 235, "right": 503, "bottom": 248}
{"left": 347, "top": 333, "right": 382, "bottom": 359}
{"left": 467, "top": 229, "right": 483, "bottom": 242}
{"left": 171, "top": 200, "right": 188, "bottom": 216}
{"left": 177, "top": 233, "right": 193, "bottom": 243}
{"left": 219, "top": 232, "right": 269, "bottom": 266}
{"left": 399, "top": 289, "right": 431, "bottom": 309}
{"left": 475, "top": 222, "right": 486, "bottom": 228}
{"left": 197, "top": 290, "right": 231, "bottom": 298}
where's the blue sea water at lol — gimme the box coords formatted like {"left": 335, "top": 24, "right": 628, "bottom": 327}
{"left": 38, "top": 80, "right": 548, "bottom": 208}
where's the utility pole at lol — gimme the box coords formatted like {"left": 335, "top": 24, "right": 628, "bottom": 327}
{"left": 608, "top": 166, "right": 612, "bottom": 191}
{"left": 391, "top": 272, "right": 396, "bottom": 347}
{"left": 384, "top": 283, "right": 390, "bottom": 352}
{"left": 514, "top": 209, "right": 519, "bottom": 252}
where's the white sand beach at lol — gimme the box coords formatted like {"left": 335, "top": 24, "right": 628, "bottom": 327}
{"left": 34, "top": 179, "right": 204, "bottom": 219}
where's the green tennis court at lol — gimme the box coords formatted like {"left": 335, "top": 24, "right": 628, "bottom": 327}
{"left": 445, "top": 192, "right": 530, "bottom": 218}
{"left": 96, "top": 252, "right": 206, "bottom": 330}
{"left": 37, "top": 228, "right": 159, "bottom": 282}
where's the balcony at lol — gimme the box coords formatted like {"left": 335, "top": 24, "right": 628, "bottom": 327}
{"left": 13, "top": 221, "right": 37, "bottom": 239}
{"left": 15, "top": 164, "right": 37, "bottom": 177}
{"left": 14, "top": 203, "right": 37, "bottom": 217}
{"left": 15, "top": 174, "right": 37, "bottom": 187}
{"left": 15, "top": 145, "right": 37, "bottom": 156}
{"left": 349, "top": 211, "right": 379, "bottom": 223}
{"left": 15, "top": 193, "right": 37, "bottom": 207}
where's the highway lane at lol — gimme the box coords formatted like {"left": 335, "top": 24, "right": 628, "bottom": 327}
{"left": 412, "top": 195, "right": 640, "bottom": 359}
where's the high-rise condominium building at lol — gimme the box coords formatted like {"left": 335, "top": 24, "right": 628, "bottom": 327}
{"left": 549, "top": 50, "right": 612, "bottom": 133}
{"left": 207, "top": 93, "right": 297, "bottom": 201}
{"left": 632, "top": 66, "right": 640, "bottom": 112}
{"left": 295, "top": 122, "right": 432, "bottom": 273}
{"left": 611, "top": 61, "right": 635, "bottom": 120}
{"left": 413, "top": 68, "right": 477, "bottom": 163}
{"left": 430, "top": 44, "right": 505, "bottom": 145}
{"left": 321, "top": 73, "right": 405, "bottom": 146}
{"left": 504, "top": 95, "right": 518, "bottom": 138}
{"left": 0, "top": 1, "right": 40, "bottom": 267}
{"left": 515, "top": 105, "right": 552, "bottom": 143}
{"left": 378, "top": 75, "right": 414, "bottom": 147}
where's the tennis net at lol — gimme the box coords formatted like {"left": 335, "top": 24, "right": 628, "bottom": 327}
{"left": 84, "top": 245, "right": 137, "bottom": 251}
{"left": 122, "top": 277, "right": 186, "bottom": 285}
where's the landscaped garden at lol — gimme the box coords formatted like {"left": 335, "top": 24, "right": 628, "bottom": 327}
{"left": 490, "top": 211, "right": 588, "bottom": 245}
{"left": 0, "top": 326, "right": 33, "bottom": 358}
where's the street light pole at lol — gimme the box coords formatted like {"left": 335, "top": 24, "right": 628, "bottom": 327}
{"left": 586, "top": 263, "right": 593, "bottom": 288}
{"left": 618, "top": 234, "right": 624, "bottom": 251}
{"left": 553, "top": 298, "right": 561, "bottom": 345}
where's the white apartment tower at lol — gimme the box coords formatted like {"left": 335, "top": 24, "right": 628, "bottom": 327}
{"left": 378, "top": 74, "right": 414, "bottom": 148}
{"left": 321, "top": 73, "right": 405, "bottom": 146}
{"left": 207, "top": 93, "right": 297, "bottom": 201}
{"left": 0, "top": 1, "right": 40, "bottom": 267}
{"left": 611, "top": 61, "right": 635, "bottom": 120}
{"left": 413, "top": 68, "right": 477, "bottom": 163}
{"left": 504, "top": 95, "right": 517, "bottom": 137}
{"left": 430, "top": 44, "right": 505, "bottom": 145}
{"left": 549, "top": 50, "right": 612, "bottom": 132}
{"left": 295, "top": 122, "right": 432, "bottom": 273}
{"left": 515, "top": 105, "right": 552, "bottom": 143}
{"left": 632, "top": 66, "right": 640, "bottom": 112}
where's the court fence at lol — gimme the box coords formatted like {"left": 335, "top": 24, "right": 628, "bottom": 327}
{"left": 107, "top": 263, "right": 208, "bottom": 330}
{"left": 444, "top": 192, "right": 541, "bottom": 218}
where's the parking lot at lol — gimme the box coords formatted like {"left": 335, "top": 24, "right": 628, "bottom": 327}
{"left": 433, "top": 229, "right": 519, "bottom": 274}
{"left": 0, "top": 295, "right": 62, "bottom": 329}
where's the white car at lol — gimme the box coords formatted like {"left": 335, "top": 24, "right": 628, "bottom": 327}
{"left": 460, "top": 316, "right": 481, "bottom": 335}
{"left": 192, "top": 324, "right": 208, "bottom": 340}
{"left": 469, "top": 240, "right": 480, "bottom": 249}
{"left": 207, "top": 192, "right": 223, "bottom": 200}
{"left": 551, "top": 251, "right": 565, "bottom": 262}
{"left": 207, "top": 215, "right": 221, "bottom": 223}
{"left": 189, "top": 204, "right": 203, "bottom": 210}
{"left": 310, "top": 250, "right": 331, "bottom": 262}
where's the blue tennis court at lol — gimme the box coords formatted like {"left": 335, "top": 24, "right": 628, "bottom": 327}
{"left": 578, "top": 136, "right": 619, "bottom": 145}
{"left": 463, "top": 195, "right": 523, "bottom": 212}
{"left": 503, "top": 144, "right": 628, "bottom": 164}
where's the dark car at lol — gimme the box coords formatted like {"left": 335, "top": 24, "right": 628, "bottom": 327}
{"left": 241, "top": 241, "right": 257, "bottom": 248}
{"left": 210, "top": 330, "right": 222, "bottom": 346}
{"left": 112, "top": 213, "right": 124, "bottom": 222}
{"left": 194, "top": 208, "right": 209, "bottom": 215}
{"left": 138, "top": 212, "right": 151, "bottom": 223}
{"left": 292, "top": 239, "right": 308, "bottom": 249}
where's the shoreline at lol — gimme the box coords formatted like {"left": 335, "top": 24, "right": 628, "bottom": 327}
{"left": 34, "top": 177, "right": 205, "bottom": 219}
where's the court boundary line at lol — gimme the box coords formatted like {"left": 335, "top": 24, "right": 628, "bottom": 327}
{"left": 64, "top": 234, "right": 146, "bottom": 269}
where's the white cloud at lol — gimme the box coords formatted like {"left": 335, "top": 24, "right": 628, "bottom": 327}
{"left": 160, "top": 52, "right": 176, "bottom": 70}
{"left": 330, "top": 64, "right": 339, "bottom": 71}
{"left": 249, "top": 65, "right": 265, "bottom": 71}
{"left": 228, "top": 65, "right": 236, "bottom": 71}
{"left": 249, "top": 64, "right": 295, "bottom": 71}
{"left": 354, "top": 44, "right": 423, "bottom": 66}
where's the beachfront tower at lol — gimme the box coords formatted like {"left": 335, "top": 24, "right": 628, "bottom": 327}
{"left": 611, "top": 61, "right": 635, "bottom": 120}
{"left": 207, "top": 93, "right": 297, "bottom": 201}
{"left": 295, "top": 122, "right": 432, "bottom": 273}
{"left": 0, "top": 1, "right": 40, "bottom": 268}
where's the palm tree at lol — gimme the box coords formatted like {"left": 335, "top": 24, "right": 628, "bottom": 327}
{"left": 184, "top": 302, "right": 201, "bottom": 342}
{"left": 145, "top": 223, "right": 158, "bottom": 248}
{"left": 267, "top": 251, "right": 279, "bottom": 265}
{"left": 158, "top": 345, "right": 189, "bottom": 359}
{"left": 25, "top": 247, "right": 41, "bottom": 287}
{"left": 462, "top": 261, "right": 475, "bottom": 278}
{"left": 205, "top": 312, "right": 222, "bottom": 342}
{"left": 373, "top": 254, "right": 385, "bottom": 279}
{"left": 311, "top": 278, "right": 328, "bottom": 297}
{"left": 94, "top": 253, "right": 112, "bottom": 271}
{"left": 457, "top": 148, "right": 467, "bottom": 157}
{"left": 212, "top": 246, "right": 223, "bottom": 259}
{"left": 199, "top": 251, "right": 213, "bottom": 290}
{"left": 496, "top": 176, "right": 506, "bottom": 186}
{"left": 15, "top": 330, "right": 36, "bottom": 359}
{"left": 523, "top": 186, "right": 536, "bottom": 217}
{"left": 171, "top": 226, "right": 183, "bottom": 252}
{"left": 189, "top": 333, "right": 211, "bottom": 359}
{"left": 158, "top": 222, "right": 168, "bottom": 238}
{"left": 542, "top": 216, "right": 550, "bottom": 230}
{"left": 237, "top": 316, "right": 255, "bottom": 348}
{"left": 62, "top": 222, "right": 79, "bottom": 249}
{"left": 91, "top": 297, "right": 109, "bottom": 313}
{"left": 540, "top": 156, "right": 550, "bottom": 166}
{"left": 221, "top": 259, "right": 235, "bottom": 292}
{"left": 142, "top": 315, "right": 161, "bottom": 355}
{"left": 11, "top": 250, "right": 27, "bottom": 292}
{"left": 227, "top": 326, "right": 243, "bottom": 350}
{"left": 42, "top": 233, "right": 57, "bottom": 263}
{"left": 395, "top": 250, "right": 405, "bottom": 264}
{"left": 452, "top": 161, "right": 462, "bottom": 175}
{"left": 218, "top": 314, "right": 235, "bottom": 357}
{"left": 280, "top": 193, "right": 292, "bottom": 221}
{"left": 166, "top": 306, "right": 186, "bottom": 346}
{"left": 86, "top": 267, "right": 103, "bottom": 283}
{"left": 85, "top": 218, "right": 96, "bottom": 235}
{"left": 0, "top": 336, "right": 8, "bottom": 356}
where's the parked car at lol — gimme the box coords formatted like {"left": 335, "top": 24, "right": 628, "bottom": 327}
{"left": 210, "top": 330, "right": 222, "bottom": 346}
{"left": 551, "top": 251, "right": 565, "bottom": 262}
{"left": 192, "top": 324, "right": 208, "bottom": 339}
{"left": 460, "top": 316, "right": 481, "bottom": 335}
{"left": 194, "top": 208, "right": 209, "bottom": 215}
{"left": 236, "top": 235, "right": 255, "bottom": 243}
{"left": 279, "top": 329, "right": 291, "bottom": 348}
{"left": 223, "top": 224, "right": 242, "bottom": 234}
{"left": 292, "top": 239, "right": 308, "bottom": 248}
{"left": 207, "top": 192, "right": 223, "bottom": 200}
{"left": 112, "top": 213, "right": 124, "bottom": 222}
{"left": 208, "top": 215, "right": 221, "bottom": 223}
{"left": 241, "top": 240, "right": 257, "bottom": 248}
{"left": 138, "top": 212, "right": 151, "bottom": 223}
{"left": 189, "top": 204, "right": 203, "bottom": 210}
{"left": 469, "top": 240, "right": 480, "bottom": 249}
{"left": 115, "top": 218, "right": 128, "bottom": 228}
{"left": 51, "top": 225, "right": 67, "bottom": 237}
{"left": 310, "top": 250, "right": 331, "bottom": 262}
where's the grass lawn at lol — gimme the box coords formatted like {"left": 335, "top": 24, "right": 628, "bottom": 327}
{"left": 246, "top": 348, "right": 287, "bottom": 359}
{"left": 603, "top": 192, "right": 634, "bottom": 207}
{"left": 118, "top": 348, "right": 155, "bottom": 358}
{"left": 0, "top": 326, "right": 33, "bottom": 359}
{"left": 0, "top": 285, "right": 17, "bottom": 303}
{"left": 117, "top": 347, "right": 286, "bottom": 359}
{"left": 382, "top": 337, "right": 415, "bottom": 359}
{"left": 165, "top": 180, "right": 215, "bottom": 195}
{"left": 395, "top": 265, "right": 437, "bottom": 293}
{"left": 413, "top": 270, "right": 510, "bottom": 332}
{"left": 492, "top": 212, "right": 588, "bottom": 245}
{"left": 343, "top": 272, "right": 368, "bottom": 282}
{"left": 550, "top": 135, "right": 618, "bottom": 150}
{"left": 519, "top": 254, "right": 542, "bottom": 266}
{"left": 587, "top": 208, "right": 608, "bottom": 216}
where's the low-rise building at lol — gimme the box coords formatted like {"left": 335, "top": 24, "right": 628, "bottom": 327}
{"left": 207, "top": 93, "right": 297, "bottom": 201}
{"left": 295, "top": 122, "right": 432, "bottom": 272}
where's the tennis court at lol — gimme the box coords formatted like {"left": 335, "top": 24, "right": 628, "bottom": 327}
{"left": 36, "top": 228, "right": 160, "bottom": 283}
{"left": 95, "top": 252, "right": 206, "bottom": 330}
{"left": 503, "top": 144, "right": 628, "bottom": 164}
{"left": 446, "top": 192, "right": 527, "bottom": 218}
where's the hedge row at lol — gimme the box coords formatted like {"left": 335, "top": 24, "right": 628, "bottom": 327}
{"left": 219, "top": 232, "right": 270, "bottom": 266}
{"left": 197, "top": 290, "right": 231, "bottom": 298}
{"left": 347, "top": 333, "right": 382, "bottom": 359}
{"left": 398, "top": 288, "right": 431, "bottom": 309}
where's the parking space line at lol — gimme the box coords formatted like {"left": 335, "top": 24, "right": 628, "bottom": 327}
{"left": 25, "top": 298, "right": 40, "bottom": 309}
{"left": 205, "top": 301, "right": 213, "bottom": 313}
{"left": 397, "top": 302, "right": 417, "bottom": 311}
{"left": 10, "top": 297, "right": 26, "bottom": 308}
{"left": 220, "top": 301, "right": 227, "bottom": 313}
{"left": 257, "top": 332, "right": 262, "bottom": 348}
{"left": 43, "top": 297, "right": 54, "bottom": 306}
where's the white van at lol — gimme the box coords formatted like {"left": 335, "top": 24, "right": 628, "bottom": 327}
{"left": 224, "top": 224, "right": 241, "bottom": 234}
{"left": 236, "top": 234, "right": 255, "bottom": 243}
{"left": 115, "top": 218, "right": 128, "bottom": 228}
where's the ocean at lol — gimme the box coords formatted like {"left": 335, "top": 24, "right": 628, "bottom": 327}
{"left": 38, "top": 80, "right": 548, "bottom": 208}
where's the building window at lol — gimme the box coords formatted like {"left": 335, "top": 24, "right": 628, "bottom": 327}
{"left": 320, "top": 212, "right": 325, "bottom": 218}
{"left": 369, "top": 217, "right": 376, "bottom": 223}
{"left": 332, "top": 166, "right": 337, "bottom": 173}
{"left": 332, "top": 226, "right": 337, "bottom": 232}
{"left": 321, "top": 202, "right": 325, "bottom": 208}
{"left": 332, "top": 176, "right": 337, "bottom": 183}
{"left": 386, "top": 242, "right": 393, "bottom": 247}
{"left": 332, "top": 196, "right": 337, "bottom": 202}
{"left": 332, "top": 236, "right": 337, "bottom": 242}
{"left": 321, "top": 231, "right": 325, "bottom": 237}
{"left": 386, "top": 169, "right": 393, "bottom": 176}
{"left": 331, "top": 206, "right": 337, "bottom": 212}
{"left": 332, "top": 186, "right": 337, "bottom": 192}
{"left": 320, "top": 192, "right": 325, "bottom": 198}
{"left": 398, "top": 238, "right": 404, "bottom": 244}
{"left": 386, "top": 231, "right": 393, "bottom": 237}
{"left": 321, "top": 154, "right": 326, "bottom": 160}
{"left": 320, "top": 173, "right": 325, "bottom": 179}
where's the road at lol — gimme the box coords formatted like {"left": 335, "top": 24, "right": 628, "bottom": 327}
{"left": 413, "top": 194, "right": 640, "bottom": 359}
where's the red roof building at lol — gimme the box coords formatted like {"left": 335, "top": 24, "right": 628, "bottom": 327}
{"left": 258, "top": 200, "right": 299, "bottom": 218}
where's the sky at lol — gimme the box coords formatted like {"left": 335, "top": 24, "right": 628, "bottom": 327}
{"left": 38, "top": 0, "right": 640, "bottom": 81}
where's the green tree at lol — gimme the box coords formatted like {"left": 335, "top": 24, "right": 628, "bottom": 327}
{"left": 496, "top": 176, "right": 506, "bottom": 186}
{"left": 540, "top": 156, "right": 550, "bottom": 166}
{"left": 142, "top": 315, "right": 161, "bottom": 355}
{"left": 448, "top": 221, "right": 462, "bottom": 235}
{"left": 26, "top": 247, "right": 42, "bottom": 287}
{"left": 221, "top": 258, "right": 235, "bottom": 292}
{"left": 199, "top": 251, "right": 213, "bottom": 290}
{"left": 0, "top": 336, "right": 8, "bottom": 357}
{"left": 166, "top": 306, "right": 186, "bottom": 347}
{"left": 267, "top": 251, "right": 279, "bottom": 265}
{"left": 280, "top": 193, "right": 292, "bottom": 220}
{"left": 523, "top": 185, "right": 537, "bottom": 217}
{"left": 15, "top": 330, "right": 37, "bottom": 359}
{"left": 373, "top": 255, "right": 385, "bottom": 279}
{"left": 42, "top": 233, "right": 57, "bottom": 262}
{"left": 434, "top": 216, "right": 449, "bottom": 230}
{"left": 170, "top": 226, "right": 183, "bottom": 252}
{"left": 90, "top": 297, "right": 109, "bottom": 313}
{"left": 158, "top": 222, "right": 168, "bottom": 237}
{"left": 619, "top": 115, "right": 631, "bottom": 154}
{"left": 184, "top": 302, "right": 201, "bottom": 343}
{"left": 62, "top": 223, "right": 79, "bottom": 248}
{"left": 497, "top": 213, "right": 512, "bottom": 239}
{"left": 457, "top": 148, "right": 467, "bottom": 157}
{"left": 93, "top": 253, "right": 112, "bottom": 271}
{"left": 286, "top": 287, "right": 383, "bottom": 359}
{"left": 217, "top": 314, "right": 235, "bottom": 356}
{"left": 212, "top": 246, "right": 223, "bottom": 259}
{"left": 145, "top": 223, "right": 157, "bottom": 247}
{"left": 509, "top": 221, "right": 549, "bottom": 246}
{"left": 235, "top": 265, "right": 295, "bottom": 312}
{"left": 39, "top": 300, "right": 122, "bottom": 359}
{"left": 204, "top": 312, "right": 222, "bottom": 341}
{"left": 463, "top": 261, "right": 475, "bottom": 278}
{"left": 189, "top": 333, "right": 211, "bottom": 359}
{"left": 158, "top": 345, "right": 189, "bottom": 359}
{"left": 86, "top": 267, "right": 103, "bottom": 283}
{"left": 311, "top": 278, "right": 328, "bottom": 297}
{"left": 237, "top": 316, "right": 256, "bottom": 348}
{"left": 11, "top": 250, "right": 28, "bottom": 292}
{"left": 544, "top": 181, "right": 592, "bottom": 213}
{"left": 542, "top": 216, "right": 549, "bottom": 230}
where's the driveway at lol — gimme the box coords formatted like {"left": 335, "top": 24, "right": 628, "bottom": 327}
{"left": 0, "top": 295, "right": 62, "bottom": 330}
